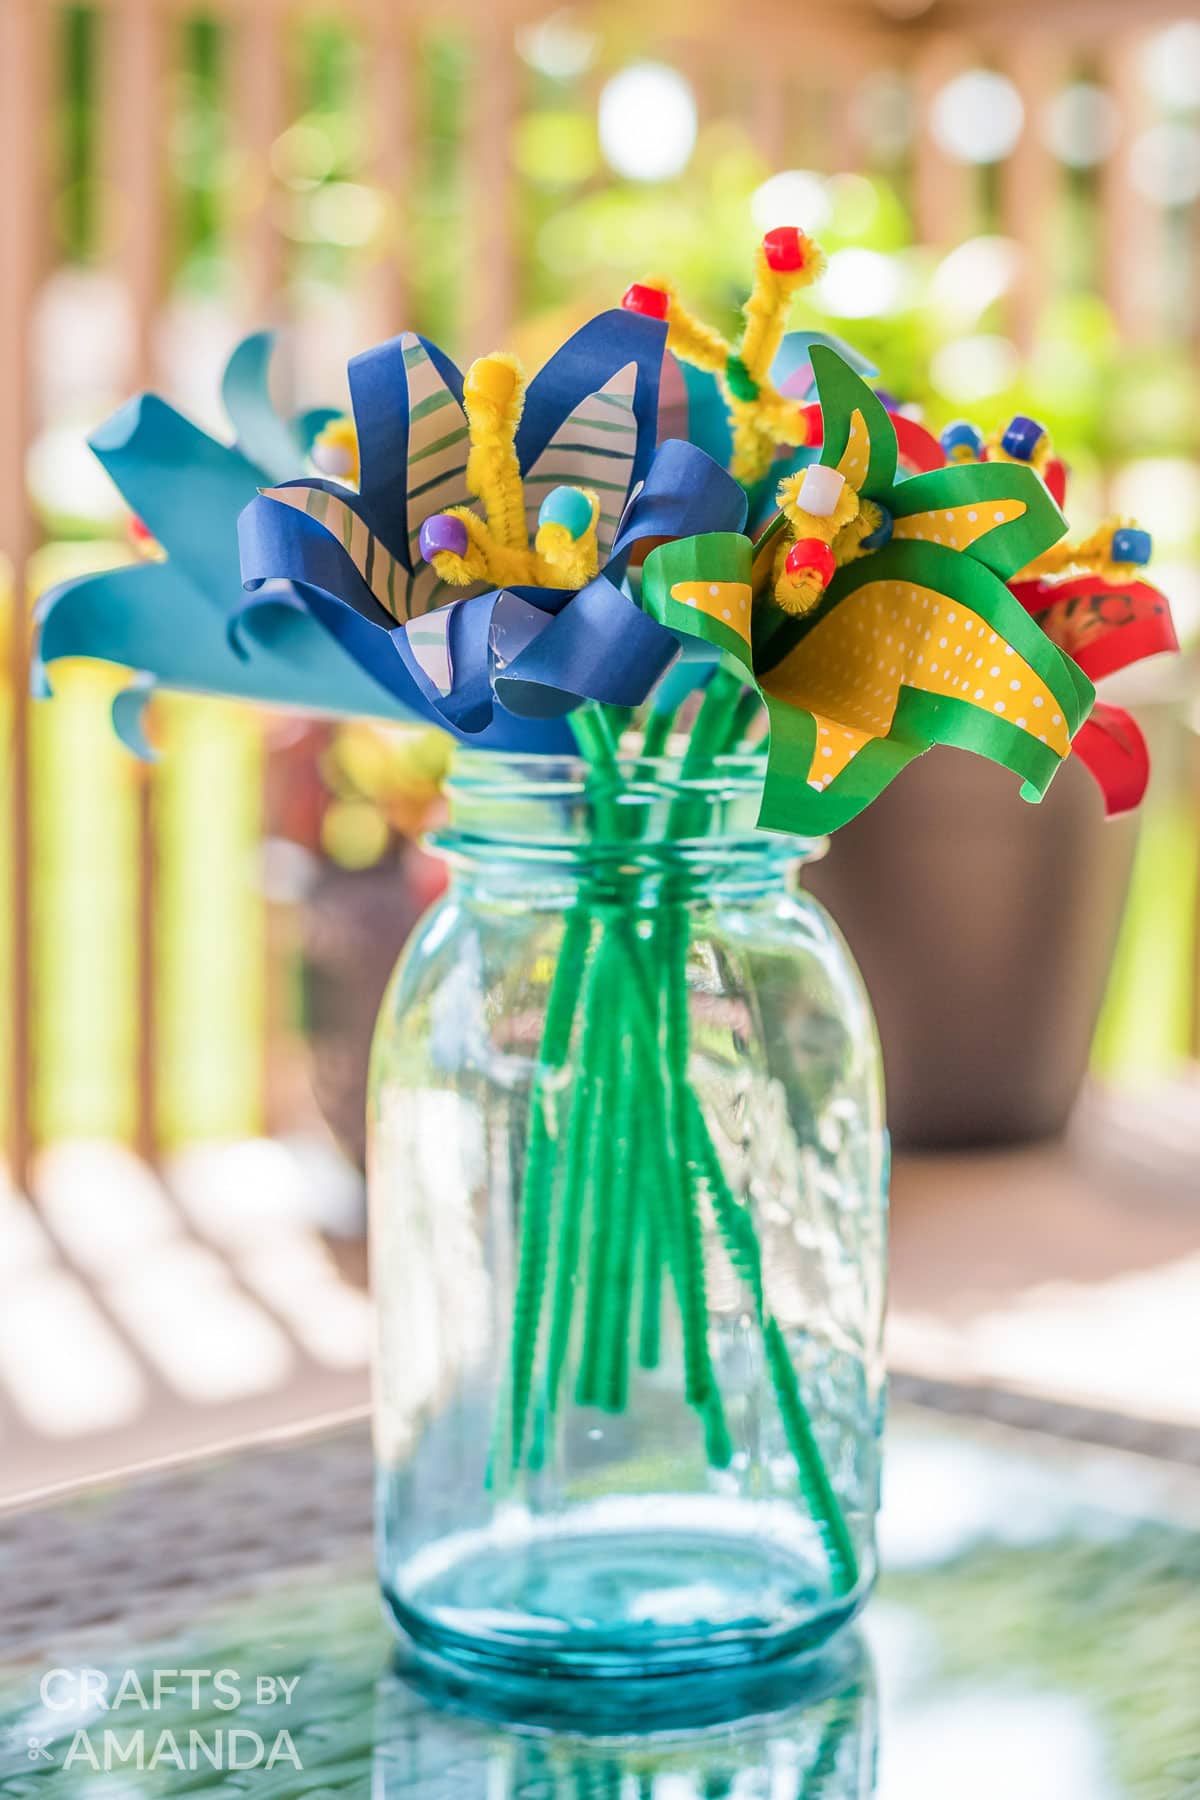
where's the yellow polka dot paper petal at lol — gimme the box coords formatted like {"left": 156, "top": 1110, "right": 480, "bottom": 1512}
{"left": 753, "top": 539, "right": 1093, "bottom": 837}
{"left": 669, "top": 579, "right": 753, "bottom": 645}
{"left": 887, "top": 462, "right": 1066, "bottom": 582}
{"left": 761, "top": 576, "right": 1072, "bottom": 791}
{"left": 811, "top": 347, "right": 898, "bottom": 496}
{"left": 835, "top": 411, "right": 871, "bottom": 489}
{"left": 641, "top": 532, "right": 757, "bottom": 682}
{"left": 892, "top": 498, "right": 1026, "bottom": 554}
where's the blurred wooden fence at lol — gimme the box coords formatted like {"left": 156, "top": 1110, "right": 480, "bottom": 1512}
{"left": 2, "top": 0, "right": 1197, "bottom": 1190}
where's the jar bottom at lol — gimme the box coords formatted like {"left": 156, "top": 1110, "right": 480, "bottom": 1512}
{"left": 380, "top": 1494, "right": 870, "bottom": 1679}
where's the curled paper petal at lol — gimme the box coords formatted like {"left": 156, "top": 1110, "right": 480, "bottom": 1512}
{"left": 610, "top": 440, "right": 748, "bottom": 562}
{"left": 1010, "top": 575, "right": 1178, "bottom": 683}
{"left": 498, "top": 575, "right": 679, "bottom": 717}
{"left": 1072, "top": 703, "right": 1151, "bottom": 816}
{"left": 111, "top": 673, "right": 159, "bottom": 760}
{"left": 515, "top": 309, "right": 666, "bottom": 501}
{"left": 642, "top": 532, "right": 1092, "bottom": 836}
{"left": 221, "top": 332, "right": 307, "bottom": 484}
{"left": 520, "top": 360, "right": 640, "bottom": 562}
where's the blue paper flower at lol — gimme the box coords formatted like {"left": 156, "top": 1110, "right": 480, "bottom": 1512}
{"left": 236, "top": 312, "right": 748, "bottom": 739}
{"left": 32, "top": 334, "right": 551, "bottom": 753}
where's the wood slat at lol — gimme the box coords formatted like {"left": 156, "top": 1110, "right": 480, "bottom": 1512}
{"left": 0, "top": 0, "right": 52, "bottom": 1194}
{"left": 104, "top": 0, "right": 169, "bottom": 1159}
{"left": 1000, "top": 36, "right": 1069, "bottom": 354}
{"left": 913, "top": 33, "right": 977, "bottom": 252}
{"left": 464, "top": 17, "right": 518, "bottom": 355}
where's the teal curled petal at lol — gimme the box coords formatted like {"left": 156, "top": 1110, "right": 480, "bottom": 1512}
{"left": 677, "top": 361, "right": 733, "bottom": 470}
{"left": 772, "top": 330, "right": 877, "bottom": 398}
{"left": 220, "top": 332, "right": 305, "bottom": 485}
{"left": 112, "top": 674, "right": 159, "bottom": 761}
{"left": 89, "top": 395, "right": 267, "bottom": 603}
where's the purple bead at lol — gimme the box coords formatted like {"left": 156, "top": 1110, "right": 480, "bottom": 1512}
{"left": 418, "top": 513, "right": 469, "bottom": 563}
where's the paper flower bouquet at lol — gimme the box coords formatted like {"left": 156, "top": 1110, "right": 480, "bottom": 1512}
{"left": 37, "top": 227, "right": 1177, "bottom": 1671}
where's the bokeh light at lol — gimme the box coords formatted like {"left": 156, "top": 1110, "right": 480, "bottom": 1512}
{"left": 931, "top": 70, "right": 1024, "bottom": 165}
{"left": 750, "top": 170, "right": 831, "bottom": 234}
{"left": 1129, "top": 123, "right": 1200, "bottom": 207}
{"left": 598, "top": 63, "right": 697, "bottom": 182}
{"left": 816, "top": 247, "right": 910, "bottom": 318}
{"left": 930, "top": 236, "right": 1019, "bottom": 328}
{"left": 930, "top": 334, "right": 1021, "bottom": 403}
{"left": 516, "top": 10, "right": 597, "bottom": 80}
{"left": 1138, "top": 22, "right": 1200, "bottom": 112}
{"left": 1041, "top": 83, "right": 1120, "bottom": 168}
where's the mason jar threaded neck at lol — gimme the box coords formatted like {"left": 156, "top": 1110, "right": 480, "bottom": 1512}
{"left": 428, "top": 750, "right": 826, "bottom": 885}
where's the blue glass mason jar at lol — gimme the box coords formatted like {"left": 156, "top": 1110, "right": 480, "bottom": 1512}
{"left": 369, "top": 752, "right": 887, "bottom": 1677}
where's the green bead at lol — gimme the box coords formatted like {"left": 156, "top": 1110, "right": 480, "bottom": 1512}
{"left": 538, "top": 485, "right": 593, "bottom": 540}
{"left": 724, "top": 354, "right": 758, "bottom": 402}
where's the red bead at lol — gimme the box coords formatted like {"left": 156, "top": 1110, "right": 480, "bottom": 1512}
{"left": 784, "top": 538, "right": 836, "bottom": 586}
{"left": 1044, "top": 456, "right": 1068, "bottom": 507}
{"left": 762, "top": 227, "right": 810, "bottom": 273}
{"left": 621, "top": 283, "right": 669, "bottom": 321}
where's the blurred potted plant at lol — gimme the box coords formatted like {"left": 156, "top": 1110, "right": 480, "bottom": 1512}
{"left": 268, "top": 722, "right": 450, "bottom": 1169}
{"left": 807, "top": 414, "right": 1177, "bottom": 1147}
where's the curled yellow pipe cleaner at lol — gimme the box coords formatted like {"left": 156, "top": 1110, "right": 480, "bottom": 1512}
{"left": 634, "top": 230, "right": 826, "bottom": 488}
{"left": 424, "top": 351, "right": 601, "bottom": 591}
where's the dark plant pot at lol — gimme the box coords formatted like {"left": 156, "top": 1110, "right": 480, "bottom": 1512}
{"left": 301, "top": 847, "right": 445, "bottom": 1169}
{"left": 804, "top": 754, "right": 1139, "bottom": 1149}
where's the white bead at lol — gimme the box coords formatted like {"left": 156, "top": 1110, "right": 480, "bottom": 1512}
{"left": 797, "top": 464, "right": 847, "bottom": 519}
{"left": 313, "top": 443, "right": 355, "bottom": 477}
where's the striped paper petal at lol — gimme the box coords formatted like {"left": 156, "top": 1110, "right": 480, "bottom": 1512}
{"left": 259, "top": 484, "right": 411, "bottom": 624}
{"left": 398, "top": 333, "right": 479, "bottom": 618}
{"left": 521, "top": 362, "right": 640, "bottom": 561}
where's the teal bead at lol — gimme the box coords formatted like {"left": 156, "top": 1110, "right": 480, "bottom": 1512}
{"left": 538, "top": 486, "right": 593, "bottom": 540}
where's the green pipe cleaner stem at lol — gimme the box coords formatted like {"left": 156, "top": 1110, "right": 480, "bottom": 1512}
{"left": 613, "top": 914, "right": 857, "bottom": 1587}
{"left": 594, "top": 1035, "right": 642, "bottom": 1412}
{"left": 575, "top": 1002, "right": 623, "bottom": 1409}
{"left": 688, "top": 1112, "right": 859, "bottom": 1597}
{"left": 528, "top": 931, "right": 619, "bottom": 1466}
{"left": 506, "top": 905, "right": 593, "bottom": 1471}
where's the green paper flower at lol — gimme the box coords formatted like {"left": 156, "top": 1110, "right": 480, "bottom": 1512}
{"left": 641, "top": 349, "right": 1094, "bottom": 835}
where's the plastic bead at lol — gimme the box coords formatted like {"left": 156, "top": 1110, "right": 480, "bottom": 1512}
{"left": 418, "top": 514, "right": 469, "bottom": 563}
{"left": 1000, "top": 415, "right": 1046, "bottom": 462}
{"left": 1044, "top": 456, "right": 1068, "bottom": 508}
{"left": 860, "top": 504, "right": 894, "bottom": 551}
{"left": 785, "top": 538, "right": 837, "bottom": 587}
{"left": 940, "top": 420, "right": 984, "bottom": 462}
{"left": 621, "top": 283, "right": 670, "bottom": 321}
{"left": 796, "top": 464, "right": 847, "bottom": 519}
{"left": 538, "top": 486, "right": 594, "bottom": 541}
{"left": 762, "top": 226, "right": 810, "bottom": 273}
{"left": 1111, "top": 526, "right": 1152, "bottom": 566}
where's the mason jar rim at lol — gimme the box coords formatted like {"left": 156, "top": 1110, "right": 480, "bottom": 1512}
{"left": 435, "top": 749, "right": 828, "bottom": 870}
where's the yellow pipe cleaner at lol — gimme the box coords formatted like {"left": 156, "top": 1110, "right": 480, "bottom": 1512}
{"left": 631, "top": 229, "right": 825, "bottom": 488}
{"left": 771, "top": 474, "right": 873, "bottom": 615}
{"left": 424, "top": 352, "right": 601, "bottom": 591}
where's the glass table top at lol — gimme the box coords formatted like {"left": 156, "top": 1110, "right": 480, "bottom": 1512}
{"left": 0, "top": 1409, "right": 1197, "bottom": 1797}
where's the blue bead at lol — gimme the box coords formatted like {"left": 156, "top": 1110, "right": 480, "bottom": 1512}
{"left": 538, "top": 486, "right": 593, "bottom": 540}
{"left": 1000, "top": 415, "right": 1046, "bottom": 462}
{"left": 940, "top": 420, "right": 984, "bottom": 459}
{"left": 1111, "top": 526, "right": 1152, "bottom": 566}
{"left": 860, "top": 504, "right": 893, "bottom": 551}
